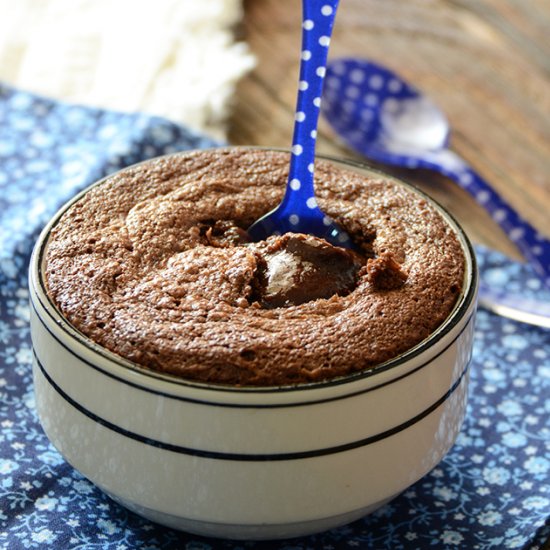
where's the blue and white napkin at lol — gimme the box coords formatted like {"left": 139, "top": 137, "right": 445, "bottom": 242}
{"left": 0, "top": 85, "right": 548, "bottom": 550}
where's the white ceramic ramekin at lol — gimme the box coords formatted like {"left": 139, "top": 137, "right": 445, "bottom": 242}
{"left": 29, "top": 150, "right": 478, "bottom": 540}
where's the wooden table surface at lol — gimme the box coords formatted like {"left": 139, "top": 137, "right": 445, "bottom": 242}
{"left": 228, "top": 0, "right": 550, "bottom": 261}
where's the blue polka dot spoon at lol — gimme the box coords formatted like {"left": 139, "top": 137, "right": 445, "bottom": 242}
{"left": 322, "top": 58, "right": 550, "bottom": 289}
{"left": 248, "top": 0, "right": 352, "bottom": 248}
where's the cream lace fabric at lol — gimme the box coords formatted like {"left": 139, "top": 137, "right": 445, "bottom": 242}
{"left": 0, "top": 0, "right": 255, "bottom": 138}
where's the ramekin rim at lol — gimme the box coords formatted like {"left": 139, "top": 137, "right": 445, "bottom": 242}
{"left": 31, "top": 146, "right": 478, "bottom": 395}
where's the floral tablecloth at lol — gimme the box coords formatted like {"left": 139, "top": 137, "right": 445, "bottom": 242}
{"left": 0, "top": 85, "right": 549, "bottom": 549}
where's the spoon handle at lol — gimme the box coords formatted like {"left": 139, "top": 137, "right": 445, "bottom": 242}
{"left": 279, "top": 0, "right": 339, "bottom": 216}
{"left": 248, "top": 0, "right": 351, "bottom": 247}
{"left": 423, "top": 150, "right": 550, "bottom": 287}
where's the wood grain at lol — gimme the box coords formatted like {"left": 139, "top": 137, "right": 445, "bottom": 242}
{"left": 228, "top": 0, "right": 550, "bottom": 260}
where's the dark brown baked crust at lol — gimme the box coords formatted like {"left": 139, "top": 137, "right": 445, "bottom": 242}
{"left": 44, "top": 148, "right": 465, "bottom": 386}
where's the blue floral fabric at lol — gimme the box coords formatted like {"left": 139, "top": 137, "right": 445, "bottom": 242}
{"left": 0, "top": 84, "right": 549, "bottom": 550}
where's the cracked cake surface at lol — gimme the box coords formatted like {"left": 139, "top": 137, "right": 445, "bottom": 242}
{"left": 44, "top": 148, "right": 465, "bottom": 386}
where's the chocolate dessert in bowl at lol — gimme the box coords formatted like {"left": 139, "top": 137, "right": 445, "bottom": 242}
{"left": 29, "top": 147, "right": 477, "bottom": 539}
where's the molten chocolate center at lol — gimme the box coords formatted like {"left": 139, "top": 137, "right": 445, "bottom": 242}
{"left": 254, "top": 233, "right": 363, "bottom": 308}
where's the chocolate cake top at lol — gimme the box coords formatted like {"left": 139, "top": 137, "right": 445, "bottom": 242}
{"left": 44, "top": 148, "right": 465, "bottom": 386}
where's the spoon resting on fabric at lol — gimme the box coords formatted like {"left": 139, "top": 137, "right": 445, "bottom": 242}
{"left": 248, "top": 0, "right": 352, "bottom": 248}
{"left": 321, "top": 58, "right": 550, "bottom": 288}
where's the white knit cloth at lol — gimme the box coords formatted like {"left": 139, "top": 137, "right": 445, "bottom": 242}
{"left": 0, "top": 0, "right": 255, "bottom": 138}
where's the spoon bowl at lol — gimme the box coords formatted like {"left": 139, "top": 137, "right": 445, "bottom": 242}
{"left": 323, "top": 60, "right": 450, "bottom": 156}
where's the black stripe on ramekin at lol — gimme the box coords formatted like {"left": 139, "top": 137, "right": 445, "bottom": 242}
{"left": 34, "top": 351, "right": 469, "bottom": 462}
{"left": 32, "top": 148, "right": 479, "bottom": 397}
{"left": 31, "top": 298, "right": 474, "bottom": 409}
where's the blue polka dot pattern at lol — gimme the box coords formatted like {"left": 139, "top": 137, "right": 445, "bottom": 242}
{"left": 322, "top": 57, "right": 550, "bottom": 288}
{"left": 248, "top": 1, "right": 351, "bottom": 247}
{"left": 0, "top": 84, "right": 549, "bottom": 549}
